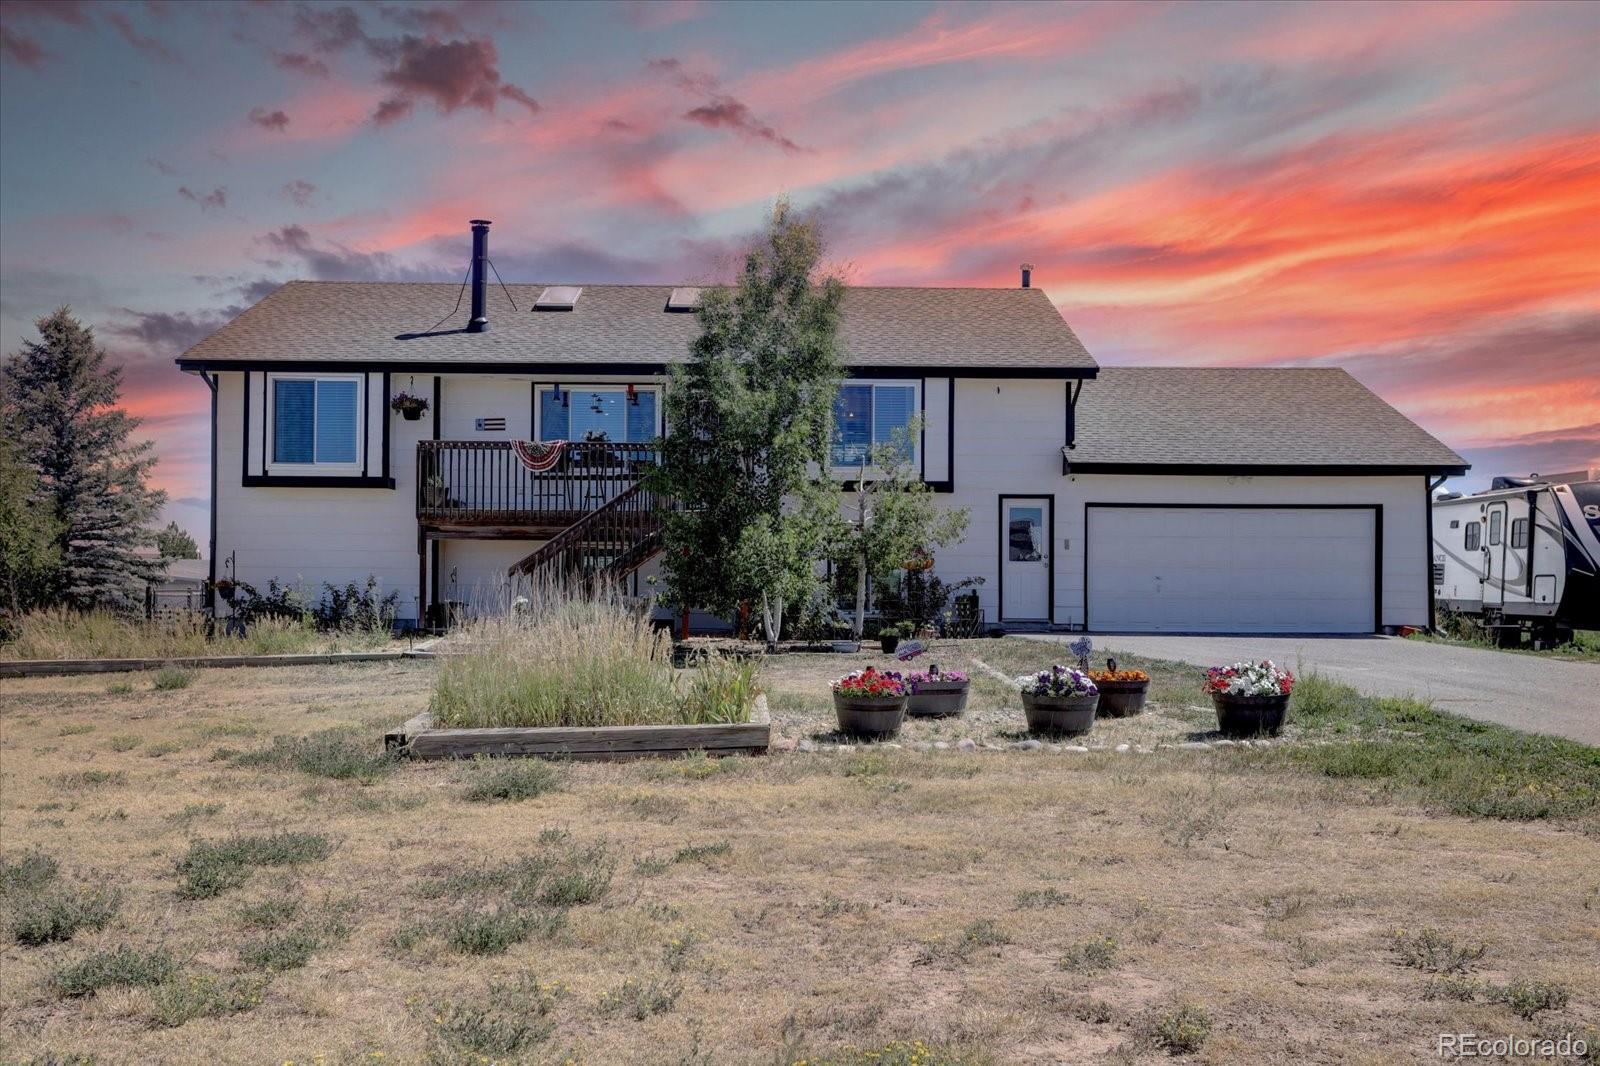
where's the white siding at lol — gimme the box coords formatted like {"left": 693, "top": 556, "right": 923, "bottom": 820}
{"left": 438, "top": 540, "right": 545, "bottom": 614}
{"left": 215, "top": 371, "right": 431, "bottom": 624}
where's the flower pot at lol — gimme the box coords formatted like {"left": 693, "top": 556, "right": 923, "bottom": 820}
{"left": 831, "top": 639, "right": 861, "bottom": 654}
{"left": 833, "top": 692, "right": 906, "bottom": 736}
{"left": 1094, "top": 679, "right": 1149, "bottom": 717}
{"left": 1021, "top": 691, "right": 1098, "bottom": 736}
{"left": 906, "top": 680, "right": 969, "bottom": 717}
{"left": 215, "top": 583, "right": 236, "bottom": 603}
{"left": 400, "top": 407, "right": 424, "bottom": 421}
{"left": 1211, "top": 692, "right": 1289, "bottom": 737}
{"left": 879, "top": 634, "right": 900, "bottom": 654}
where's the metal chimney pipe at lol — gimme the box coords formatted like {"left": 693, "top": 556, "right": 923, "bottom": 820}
{"left": 467, "top": 219, "right": 491, "bottom": 333}
{"left": 1020, "top": 262, "right": 1034, "bottom": 289}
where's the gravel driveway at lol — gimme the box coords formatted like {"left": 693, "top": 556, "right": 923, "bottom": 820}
{"left": 1023, "top": 633, "right": 1600, "bottom": 745}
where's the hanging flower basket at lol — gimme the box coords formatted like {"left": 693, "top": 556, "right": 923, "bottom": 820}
{"left": 831, "top": 668, "right": 907, "bottom": 736}
{"left": 1203, "top": 660, "right": 1294, "bottom": 736}
{"left": 214, "top": 578, "right": 237, "bottom": 603}
{"left": 390, "top": 392, "right": 430, "bottom": 421}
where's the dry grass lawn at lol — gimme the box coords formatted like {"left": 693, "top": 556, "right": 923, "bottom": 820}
{"left": 2, "top": 649, "right": 1598, "bottom": 1064}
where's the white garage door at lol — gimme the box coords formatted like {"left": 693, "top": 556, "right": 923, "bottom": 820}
{"left": 1087, "top": 506, "right": 1376, "bottom": 633}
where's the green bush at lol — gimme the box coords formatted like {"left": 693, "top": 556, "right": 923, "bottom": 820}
{"left": 148, "top": 972, "right": 267, "bottom": 1028}
{"left": 1390, "top": 927, "right": 1486, "bottom": 974}
{"left": 52, "top": 946, "right": 178, "bottom": 996}
{"left": 1059, "top": 935, "right": 1118, "bottom": 973}
{"left": 460, "top": 759, "right": 562, "bottom": 803}
{"left": 238, "top": 928, "right": 323, "bottom": 971}
{"left": 427, "top": 973, "right": 560, "bottom": 1056}
{"left": 175, "top": 832, "right": 332, "bottom": 899}
{"left": 232, "top": 729, "right": 395, "bottom": 781}
{"left": 441, "top": 907, "right": 549, "bottom": 956}
{"left": 1, "top": 852, "right": 59, "bottom": 895}
{"left": 237, "top": 898, "right": 300, "bottom": 930}
{"left": 152, "top": 667, "right": 196, "bottom": 691}
{"left": 598, "top": 976, "right": 681, "bottom": 1020}
{"left": 1149, "top": 1002, "right": 1210, "bottom": 1055}
{"left": 1487, "top": 978, "right": 1570, "bottom": 1020}
{"left": 9, "top": 886, "right": 120, "bottom": 946}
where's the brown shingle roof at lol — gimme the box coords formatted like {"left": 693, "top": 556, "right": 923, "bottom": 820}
{"left": 176, "top": 281, "right": 1098, "bottom": 374}
{"left": 1067, "top": 367, "right": 1468, "bottom": 473}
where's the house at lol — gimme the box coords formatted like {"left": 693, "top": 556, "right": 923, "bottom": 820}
{"left": 175, "top": 221, "right": 1468, "bottom": 635}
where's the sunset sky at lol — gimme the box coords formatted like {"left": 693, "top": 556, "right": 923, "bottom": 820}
{"left": 2, "top": 0, "right": 1597, "bottom": 543}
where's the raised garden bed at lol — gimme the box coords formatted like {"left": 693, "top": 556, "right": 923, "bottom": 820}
{"left": 387, "top": 695, "right": 770, "bottom": 761}
{"left": 0, "top": 646, "right": 433, "bottom": 679}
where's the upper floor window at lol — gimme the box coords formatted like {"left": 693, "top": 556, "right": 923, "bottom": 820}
{"left": 831, "top": 381, "right": 917, "bottom": 467}
{"left": 537, "top": 386, "right": 659, "bottom": 443}
{"left": 271, "top": 375, "right": 360, "bottom": 468}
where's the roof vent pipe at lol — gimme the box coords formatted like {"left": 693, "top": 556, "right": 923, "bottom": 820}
{"left": 1020, "top": 262, "right": 1033, "bottom": 289}
{"left": 467, "top": 219, "right": 491, "bottom": 333}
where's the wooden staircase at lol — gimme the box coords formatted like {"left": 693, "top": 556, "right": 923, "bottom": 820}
{"left": 508, "top": 482, "right": 666, "bottom": 587}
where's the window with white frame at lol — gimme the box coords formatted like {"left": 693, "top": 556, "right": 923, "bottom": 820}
{"left": 831, "top": 381, "right": 918, "bottom": 467}
{"left": 536, "top": 385, "right": 660, "bottom": 443}
{"left": 269, "top": 374, "right": 362, "bottom": 469}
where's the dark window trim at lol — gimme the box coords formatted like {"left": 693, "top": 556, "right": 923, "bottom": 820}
{"left": 1083, "top": 502, "right": 1384, "bottom": 634}
{"left": 241, "top": 370, "right": 251, "bottom": 484}
{"left": 1464, "top": 521, "right": 1481, "bottom": 551}
{"left": 179, "top": 358, "right": 1099, "bottom": 381}
{"left": 1510, "top": 516, "right": 1529, "bottom": 549}
{"left": 997, "top": 493, "right": 1055, "bottom": 624}
{"left": 204, "top": 371, "right": 219, "bottom": 610}
{"left": 380, "top": 371, "right": 391, "bottom": 482}
{"left": 1064, "top": 459, "right": 1469, "bottom": 477}
{"left": 946, "top": 378, "right": 956, "bottom": 491}
{"left": 1488, "top": 510, "right": 1503, "bottom": 546}
{"left": 241, "top": 474, "right": 396, "bottom": 489}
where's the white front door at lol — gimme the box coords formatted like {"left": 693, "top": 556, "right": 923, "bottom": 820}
{"left": 1001, "top": 498, "right": 1051, "bottom": 621}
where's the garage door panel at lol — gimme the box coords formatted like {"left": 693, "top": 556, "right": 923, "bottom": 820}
{"left": 1087, "top": 506, "right": 1375, "bottom": 634}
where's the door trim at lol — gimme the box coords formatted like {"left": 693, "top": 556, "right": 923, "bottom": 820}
{"left": 1083, "top": 503, "right": 1383, "bottom": 634}
{"left": 997, "top": 494, "right": 1055, "bottom": 623}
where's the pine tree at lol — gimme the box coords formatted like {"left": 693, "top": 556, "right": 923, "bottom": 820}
{"left": 649, "top": 201, "right": 845, "bottom": 641}
{"left": 0, "top": 426, "right": 62, "bottom": 618}
{"left": 2, "top": 308, "right": 167, "bottom": 609}
{"left": 155, "top": 521, "right": 200, "bottom": 559}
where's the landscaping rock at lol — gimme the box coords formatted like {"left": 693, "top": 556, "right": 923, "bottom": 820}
{"left": 1114, "top": 743, "right": 1131, "bottom": 753}
{"left": 1177, "top": 741, "right": 1212, "bottom": 751}
{"left": 1063, "top": 745, "right": 1089, "bottom": 753}
{"left": 956, "top": 738, "right": 978, "bottom": 752}
{"left": 797, "top": 739, "right": 817, "bottom": 753}
{"left": 933, "top": 741, "right": 950, "bottom": 751}
{"left": 1011, "top": 739, "right": 1043, "bottom": 752}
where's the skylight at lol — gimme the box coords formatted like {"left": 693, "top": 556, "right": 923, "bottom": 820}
{"left": 534, "top": 286, "right": 583, "bottom": 311}
{"left": 665, "top": 287, "right": 702, "bottom": 312}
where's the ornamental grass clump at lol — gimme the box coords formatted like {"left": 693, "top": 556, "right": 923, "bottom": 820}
{"left": 431, "top": 584, "right": 756, "bottom": 728}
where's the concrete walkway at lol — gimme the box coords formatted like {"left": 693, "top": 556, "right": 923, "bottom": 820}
{"left": 1021, "top": 633, "right": 1600, "bottom": 746}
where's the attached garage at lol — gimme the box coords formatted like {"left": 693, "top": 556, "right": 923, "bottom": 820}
{"left": 1085, "top": 504, "right": 1378, "bottom": 633}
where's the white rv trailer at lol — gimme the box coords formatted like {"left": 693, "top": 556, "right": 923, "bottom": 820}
{"left": 1432, "top": 474, "right": 1600, "bottom": 644}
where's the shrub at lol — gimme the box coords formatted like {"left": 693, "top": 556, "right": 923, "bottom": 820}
{"left": 145, "top": 741, "right": 183, "bottom": 758}
{"left": 233, "top": 729, "right": 395, "bottom": 781}
{"left": 1149, "top": 1002, "right": 1210, "bottom": 1055}
{"left": 1015, "top": 887, "right": 1072, "bottom": 909}
{"left": 148, "top": 972, "right": 267, "bottom": 1028}
{"left": 1390, "top": 927, "right": 1486, "bottom": 974}
{"left": 237, "top": 898, "right": 300, "bottom": 930}
{"left": 441, "top": 907, "right": 548, "bottom": 956}
{"left": 108, "top": 734, "right": 142, "bottom": 752}
{"left": 52, "top": 946, "right": 178, "bottom": 996}
{"left": 427, "top": 973, "right": 560, "bottom": 1056}
{"left": 238, "top": 928, "right": 323, "bottom": 971}
{"left": 9, "top": 886, "right": 120, "bottom": 946}
{"left": 460, "top": 759, "right": 562, "bottom": 802}
{"left": 599, "top": 976, "right": 681, "bottom": 1020}
{"left": 1487, "top": 978, "right": 1570, "bottom": 1020}
{"left": 1059, "top": 935, "right": 1118, "bottom": 973}
{"left": 54, "top": 769, "right": 126, "bottom": 789}
{"left": 533, "top": 858, "right": 614, "bottom": 908}
{"left": 152, "top": 667, "right": 196, "bottom": 691}
{"left": 175, "top": 832, "right": 332, "bottom": 899}
{"left": 312, "top": 576, "right": 398, "bottom": 633}
{"left": 1, "top": 852, "right": 59, "bottom": 895}
{"left": 672, "top": 840, "right": 731, "bottom": 865}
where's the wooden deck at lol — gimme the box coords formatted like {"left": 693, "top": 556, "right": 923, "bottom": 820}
{"left": 416, "top": 440, "right": 658, "bottom": 536}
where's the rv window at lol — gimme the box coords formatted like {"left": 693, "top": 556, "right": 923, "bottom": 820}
{"left": 1488, "top": 511, "right": 1503, "bottom": 545}
{"left": 1464, "top": 522, "right": 1480, "bottom": 551}
{"left": 1511, "top": 518, "right": 1528, "bottom": 549}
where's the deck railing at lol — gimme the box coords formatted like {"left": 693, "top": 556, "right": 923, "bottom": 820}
{"left": 416, "top": 440, "right": 658, "bottom": 527}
